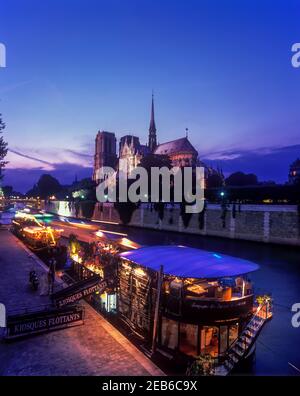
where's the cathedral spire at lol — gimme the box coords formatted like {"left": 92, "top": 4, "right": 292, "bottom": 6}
{"left": 148, "top": 93, "right": 157, "bottom": 152}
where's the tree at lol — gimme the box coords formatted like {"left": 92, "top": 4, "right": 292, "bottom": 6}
{"left": 225, "top": 171, "right": 258, "bottom": 187}
{"left": 0, "top": 113, "right": 8, "bottom": 181}
{"left": 2, "top": 185, "right": 13, "bottom": 196}
{"left": 114, "top": 202, "right": 138, "bottom": 225}
{"left": 206, "top": 173, "right": 224, "bottom": 188}
{"left": 186, "top": 355, "right": 215, "bottom": 376}
{"left": 26, "top": 174, "right": 62, "bottom": 198}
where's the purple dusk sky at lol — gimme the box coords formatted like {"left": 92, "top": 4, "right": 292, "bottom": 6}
{"left": 1, "top": 0, "right": 300, "bottom": 192}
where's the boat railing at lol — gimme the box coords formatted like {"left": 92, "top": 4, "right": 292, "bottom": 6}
{"left": 216, "top": 300, "right": 272, "bottom": 375}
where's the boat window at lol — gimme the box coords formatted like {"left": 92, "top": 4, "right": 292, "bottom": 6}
{"left": 200, "top": 326, "right": 219, "bottom": 357}
{"left": 179, "top": 323, "right": 198, "bottom": 356}
{"left": 220, "top": 325, "right": 228, "bottom": 354}
{"left": 161, "top": 317, "right": 178, "bottom": 350}
{"left": 229, "top": 324, "right": 239, "bottom": 347}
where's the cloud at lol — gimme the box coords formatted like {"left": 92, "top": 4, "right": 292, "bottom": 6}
{"left": 4, "top": 146, "right": 93, "bottom": 192}
{"left": 6, "top": 146, "right": 93, "bottom": 170}
{"left": 4, "top": 144, "right": 300, "bottom": 192}
{"left": 202, "top": 144, "right": 300, "bottom": 183}
{"left": 3, "top": 164, "right": 93, "bottom": 193}
{"left": 8, "top": 148, "right": 54, "bottom": 167}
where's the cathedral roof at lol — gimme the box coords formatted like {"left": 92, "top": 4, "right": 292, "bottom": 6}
{"left": 154, "top": 137, "right": 198, "bottom": 156}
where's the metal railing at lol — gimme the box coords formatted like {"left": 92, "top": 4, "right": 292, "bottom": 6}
{"left": 221, "top": 301, "right": 271, "bottom": 373}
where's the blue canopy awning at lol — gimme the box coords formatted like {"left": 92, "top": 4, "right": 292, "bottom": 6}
{"left": 119, "top": 245, "right": 259, "bottom": 279}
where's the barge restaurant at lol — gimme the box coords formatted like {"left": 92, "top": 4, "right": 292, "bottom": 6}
{"left": 70, "top": 235, "right": 272, "bottom": 374}
{"left": 118, "top": 246, "right": 271, "bottom": 374}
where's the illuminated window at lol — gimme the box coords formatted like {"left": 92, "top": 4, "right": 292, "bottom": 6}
{"left": 179, "top": 323, "right": 198, "bottom": 356}
{"left": 200, "top": 326, "right": 219, "bottom": 357}
{"left": 229, "top": 324, "right": 239, "bottom": 347}
{"left": 219, "top": 326, "right": 228, "bottom": 354}
{"left": 161, "top": 317, "right": 178, "bottom": 350}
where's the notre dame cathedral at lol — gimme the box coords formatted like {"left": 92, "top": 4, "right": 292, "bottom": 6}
{"left": 92, "top": 95, "right": 199, "bottom": 183}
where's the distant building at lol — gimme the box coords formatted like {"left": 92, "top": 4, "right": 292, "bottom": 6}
{"left": 289, "top": 158, "right": 300, "bottom": 184}
{"left": 93, "top": 131, "right": 117, "bottom": 182}
{"left": 93, "top": 95, "right": 200, "bottom": 180}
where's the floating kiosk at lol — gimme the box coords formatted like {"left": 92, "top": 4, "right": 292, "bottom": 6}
{"left": 118, "top": 245, "right": 271, "bottom": 374}
{"left": 68, "top": 235, "right": 271, "bottom": 375}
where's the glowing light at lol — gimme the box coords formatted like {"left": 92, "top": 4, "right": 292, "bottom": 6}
{"left": 96, "top": 229, "right": 127, "bottom": 237}
{"left": 22, "top": 225, "right": 63, "bottom": 247}
{"left": 67, "top": 221, "right": 95, "bottom": 229}
{"left": 85, "top": 264, "right": 104, "bottom": 277}
{"left": 213, "top": 253, "right": 222, "bottom": 259}
{"left": 173, "top": 277, "right": 182, "bottom": 283}
{"left": 71, "top": 254, "right": 82, "bottom": 264}
{"left": 15, "top": 211, "right": 44, "bottom": 227}
{"left": 91, "top": 220, "right": 120, "bottom": 225}
{"left": 96, "top": 231, "right": 105, "bottom": 238}
{"left": 119, "top": 237, "right": 140, "bottom": 249}
{"left": 57, "top": 201, "right": 73, "bottom": 217}
{"left": 122, "top": 261, "right": 132, "bottom": 270}
{"left": 134, "top": 267, "right": 146, "bottom": 277}
{"left": 23, "top": 226, "right": 43, "bottom": 234}
{"left": 40, "top": 213, "right": 53, "bottom": 218}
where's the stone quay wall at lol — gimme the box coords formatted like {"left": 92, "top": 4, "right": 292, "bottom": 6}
{"left": 46, "top": 201, "right": 300, "bottom": 247}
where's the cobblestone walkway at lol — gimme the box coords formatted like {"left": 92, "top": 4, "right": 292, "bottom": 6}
{"left": 0, "top": 229, "right": 163, "bottom": 376}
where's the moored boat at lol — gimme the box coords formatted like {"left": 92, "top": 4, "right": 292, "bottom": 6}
{"left": 65, "top": 238, "right": 272, "bottom": 375}
{"left": 11, "top": 211, "right": 64, "bottom": 252}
